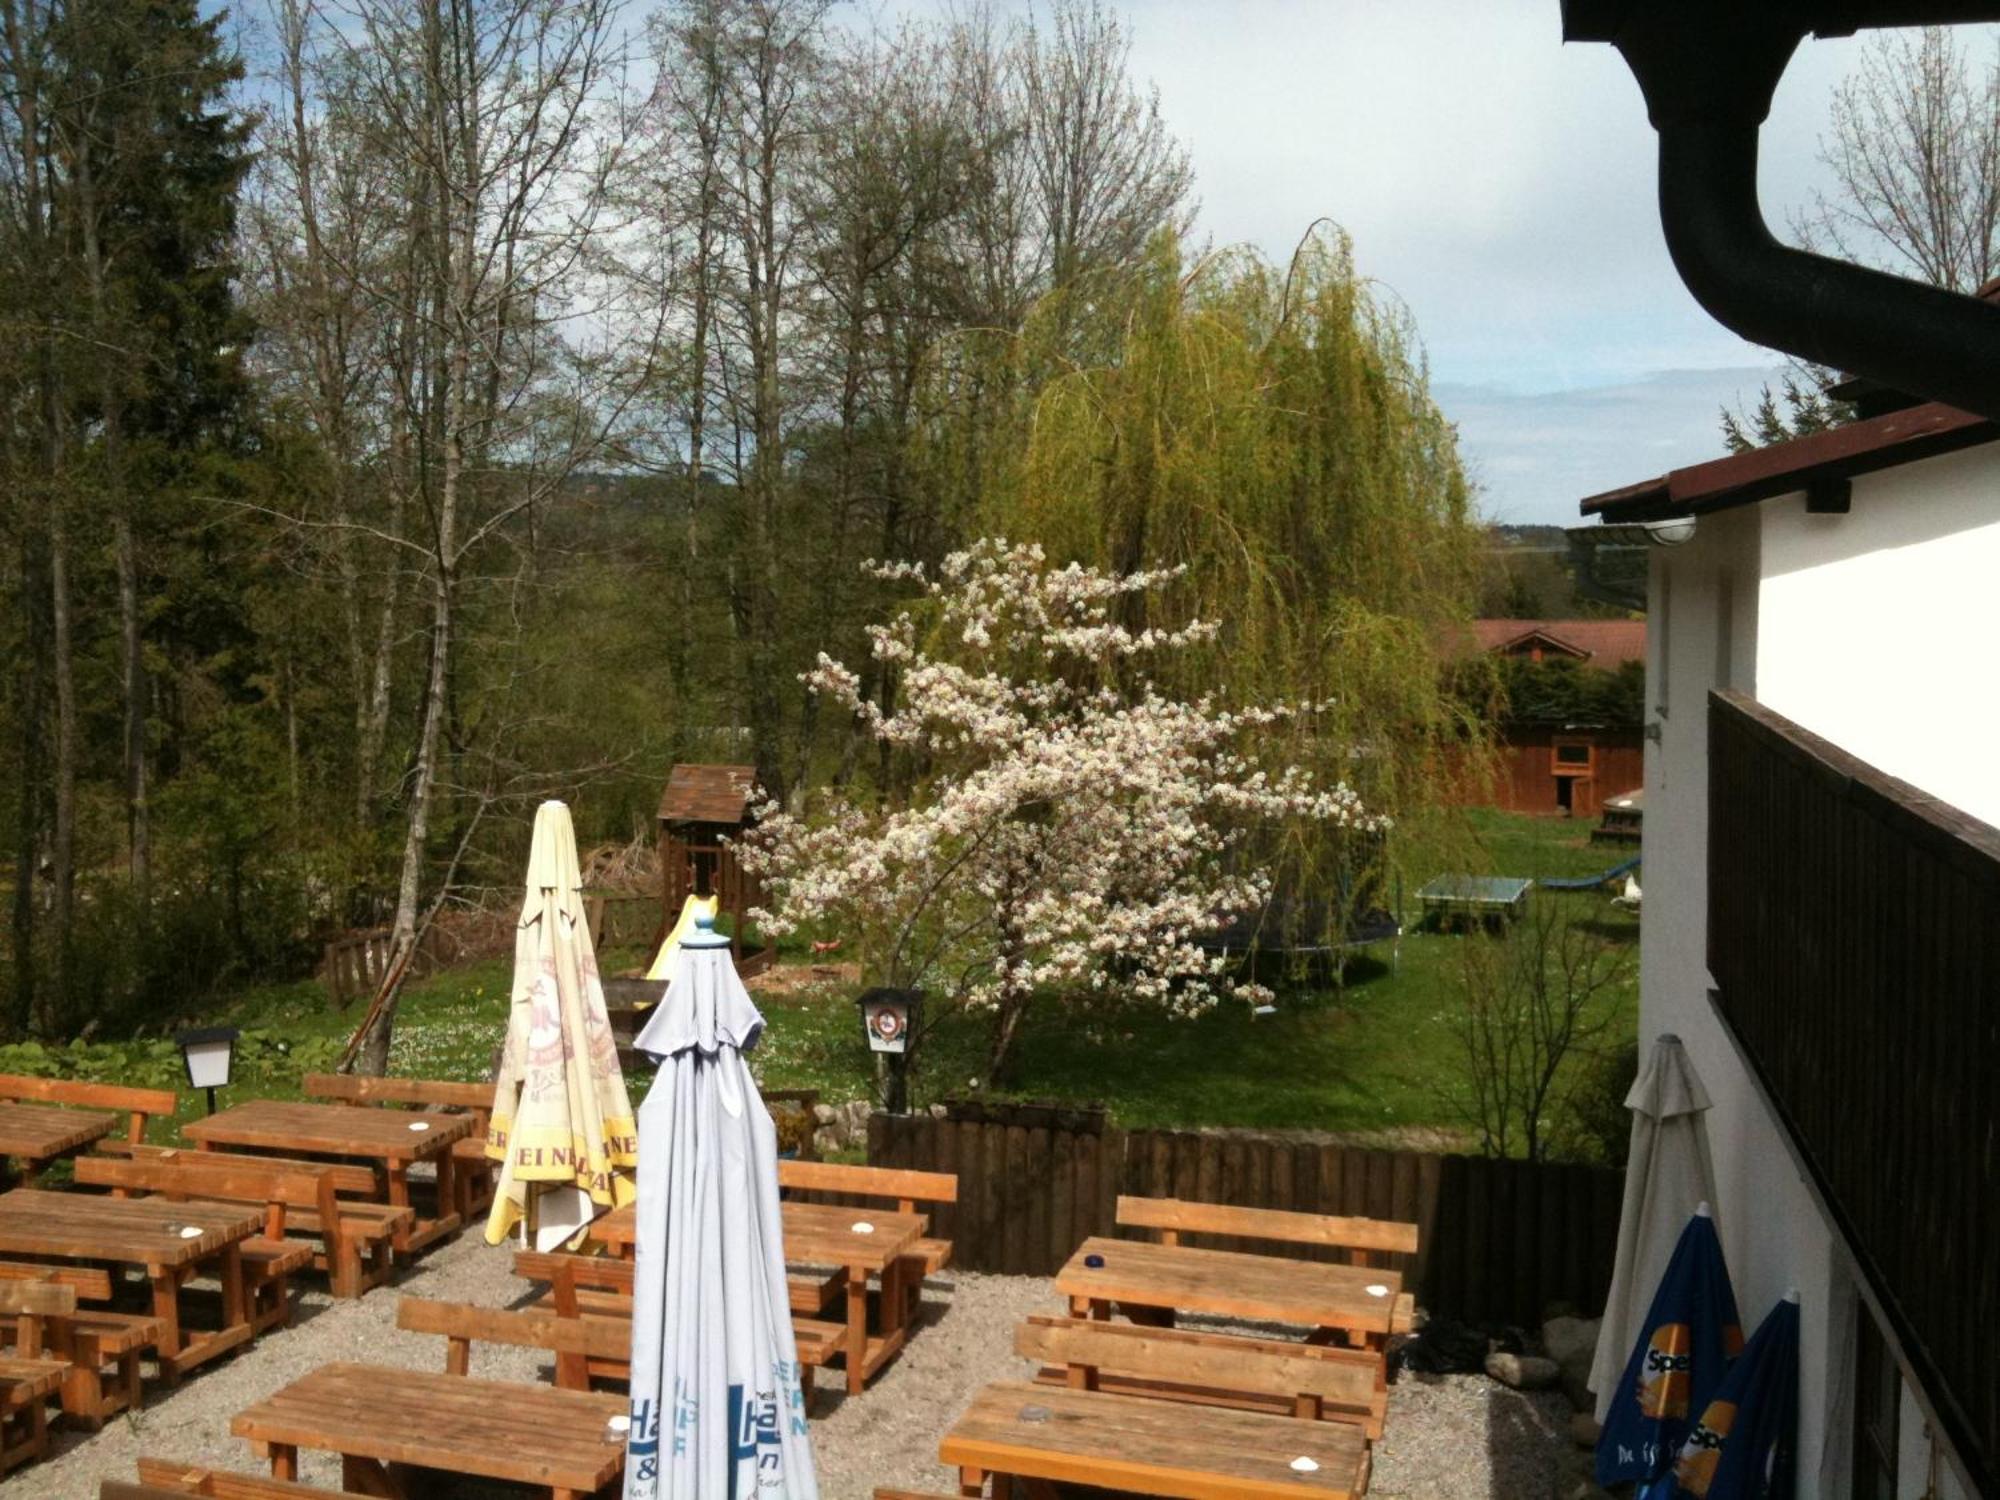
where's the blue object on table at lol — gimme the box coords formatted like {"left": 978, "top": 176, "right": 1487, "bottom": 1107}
{"left": 1084, "top": 1253, "right": 1105, "bottom": 1269}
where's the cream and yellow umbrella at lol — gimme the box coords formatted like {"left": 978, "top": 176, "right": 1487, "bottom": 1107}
{"left": 485, "top": 801, "right": 639, "bottom": 1249}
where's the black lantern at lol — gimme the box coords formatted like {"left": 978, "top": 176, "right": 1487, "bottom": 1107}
{"left": 856, "top": 988, "right": 922, "bottom": 1114}
{"left": 174, "top": 1026, "right": 240, "bottom": 1115}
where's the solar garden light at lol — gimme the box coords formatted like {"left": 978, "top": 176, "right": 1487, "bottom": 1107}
{"left": 856, "top": 987, "right": 922, "bottom": 1115}
{"left": 174, "top": 1026, "right": 240, "bottom": 1116}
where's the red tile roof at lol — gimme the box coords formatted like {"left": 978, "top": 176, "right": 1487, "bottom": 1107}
{"left": 1466, "top": 619, "right": 1647, "bottom": 667}
{"left": 1580, "top": 401, "right": 1998, "bottom": 522}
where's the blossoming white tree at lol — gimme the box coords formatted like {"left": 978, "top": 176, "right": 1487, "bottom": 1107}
{"left": 743, "top": 539, "right": 1383, "bottom": 1085}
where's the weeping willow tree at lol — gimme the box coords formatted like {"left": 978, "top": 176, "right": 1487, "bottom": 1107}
{"left": 911, "top": 226, "right": 1491, "bottom": 955}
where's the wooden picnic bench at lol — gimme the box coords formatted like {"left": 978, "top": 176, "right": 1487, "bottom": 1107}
{"left": 111, "top": 1478, "right": 367, "bottom": 1500}
{"left": 512, "top": 1248, "right": 844, "bottom": 1412}
{"left": 595, "top": 1198, "right": 923, "bottom": 1397}
{"left": 940, "top": 1379, "right": 1372, "bottom": 1499}
{"left": 231, "top": 1361, "right": 627, "bottom": 1500}
{"left": 0, "top": 1187, "right": 262, "bottom": 1384}
{"left": 1115, "top": 1197, "right": 1419, "bottom": 1345}
{"left": 76, "top": 1150, "right": 398, "bottom": 1304}
{"left": 779, "top": 1159, "right": 957, "bottom": 1313}
{"left": 0, "top": 1280, "right": 73, "bottom": 1471}
{"left": 123, "top": 1472, "right": 376, "bottom": 1500}
{"left": 1018, "top": 1314, "right": 1387, "bottom": 1439}
{"left": 301, "top": 1072, "right": 498, "bottom": 1220}
{"left": 0, "top": 1262, "right": 163, "bottom": 1428}
{"left": 184, "top": 1099, "right": 472, "bottom": 1256}
{"left": 0, "top": 1076, "right": 178, "bottom": 1184}
{"left": 134, "top": 1454, "right": 378, "bottom": 1498}
{"left": 1058, "top": 1236, "right": 1409, "bottom": 1346}
{"left": 397, "top": 1295, "right": 630, "bottom": 1393}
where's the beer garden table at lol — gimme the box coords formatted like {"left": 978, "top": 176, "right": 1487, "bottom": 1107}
{"left": 939, "top": 1379, "right": 1373, "bottom": 1499}
{"left": 0, "top": 1187, "right": 259, "bottom": 1380}
{"left": 0, "top": 1103, "right": 113, "bottom": 1185}
{"left": 232, "top": 1361, "right": 626, "bottom": 1500}
{"left": 183, "top": 1099, "right": 473, "bottom": 1254}
{"left": 594, "top": 1197, "right": 925, "bottom": 1394}
{"left": 1055, "top": 1236, "right": 1406, "bottom": 1345}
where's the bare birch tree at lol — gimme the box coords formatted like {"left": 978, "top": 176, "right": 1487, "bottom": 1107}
{"left": 1801, "top": 25, "right": 2000, "bottom": 293}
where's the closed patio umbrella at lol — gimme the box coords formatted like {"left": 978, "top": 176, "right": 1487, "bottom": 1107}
{"left": 1591, "top": 1032, "right": 1720, "bottom": 1421}
{"left": 1671, "top": 1291, "right": 1799, "bottom": 1498}
{"left": 1597, "top": 1205, "right": 1744, "bottom": 1492}
{"left": 486, "top": 800, "right": 640, "bottom": 1250}
{"left": 623, "top": 913, "right": 816, "bottom": 1500}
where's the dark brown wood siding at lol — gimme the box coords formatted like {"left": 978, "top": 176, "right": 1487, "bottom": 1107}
{"left": 1708, "top": 690, "right": 2000, "bottom": 1495}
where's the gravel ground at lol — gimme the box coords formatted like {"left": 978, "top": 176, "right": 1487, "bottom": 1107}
{"left": 14, "top": 1234, "right": 1572, "bottom": 1499}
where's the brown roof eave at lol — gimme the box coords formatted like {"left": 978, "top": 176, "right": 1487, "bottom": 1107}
{"left": 1580, "top": 402, "right": 1999, "bottom": 523}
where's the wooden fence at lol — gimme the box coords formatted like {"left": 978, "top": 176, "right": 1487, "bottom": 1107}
{"left": 867, "top": 1105, "right": 1624, "bottom": 1328}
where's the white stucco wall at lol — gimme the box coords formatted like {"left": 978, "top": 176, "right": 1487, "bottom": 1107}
{"left": 1754, "top": 443, "right": 2000, "bottom": 827}
{"left": 1635, "top": 440, "right": 2000, "bottom": 1498}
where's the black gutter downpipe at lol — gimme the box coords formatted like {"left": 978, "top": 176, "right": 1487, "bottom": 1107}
{"left": 1563, "top": 1, "right": 2000, "bottom": 423}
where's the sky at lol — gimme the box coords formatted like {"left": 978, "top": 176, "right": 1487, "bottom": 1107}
{"left": 891, "top": 2, "right": 1987, "bottom": 524}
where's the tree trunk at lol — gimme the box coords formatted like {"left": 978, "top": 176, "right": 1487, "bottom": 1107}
{"left": 11, "top": 524, "right": 46, "bottom": 1036}
{"left": 47, "top": 493, "right": 76, "bottom": 1034}
{"left": 114, "top": 512, "right": 149, "bottom": 909}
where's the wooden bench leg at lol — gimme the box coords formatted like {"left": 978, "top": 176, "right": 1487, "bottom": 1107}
{"left": 957, "top": 1465, "right": 986, "bottom": 1498}
{"left": 341, "top": 1454, "right": 407, "bottom": 1497}
{"left": 150, "top": 1268, "right": 185, "bottom": 1388}
{"left": 845, "top": 1262, "right": 868, "bottom": 1397}
{"left": 268, "top": 1442, "right": 298, "bottom": 1480}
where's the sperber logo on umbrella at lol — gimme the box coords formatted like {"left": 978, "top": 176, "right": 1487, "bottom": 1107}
{"left": 1638, "top": 1323, "right": 1694, "bottom": 1417}
{"left": 1673, "top": 1399, "right": 1739, "bottom": 1495}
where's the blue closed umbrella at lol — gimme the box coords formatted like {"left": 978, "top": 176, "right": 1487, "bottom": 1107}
{"left": 1670, "top": 1292, "right": 1799, "bottom": 1498}
{"left": 1597, "top": 1204, "right": 1743, "bottom": 1489}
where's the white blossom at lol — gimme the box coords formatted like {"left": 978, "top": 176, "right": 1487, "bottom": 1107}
{"left": 743, "top": 539, "right": 1384, "bottom": 1049}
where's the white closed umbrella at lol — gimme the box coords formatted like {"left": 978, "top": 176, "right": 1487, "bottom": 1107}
{"left": 1589, "top": 1032, "right": 1720, "bottom": 1421}
{"left": 624, "top": 913, "right": 816, "bottom": 1500}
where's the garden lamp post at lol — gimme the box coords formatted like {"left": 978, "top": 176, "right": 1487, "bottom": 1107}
{"left": 174, "top": 1026, "right": 240, "bottom": 1116}
{"left": 856, "top": 987, "right": 922, "bottom": 1114}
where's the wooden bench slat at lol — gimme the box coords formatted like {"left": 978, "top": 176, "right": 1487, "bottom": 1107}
{"left": 779, "top": 1159, "right": 957, "bottom": 1205}
{"left": 302, "top": 1073, "right": 494, "bottom": 1112}
{"left": 136, "top": 1453, "right": 380, "bottom": 1498}
{"left": 1018, "top": 1315, "right": 1385, "bottom": 1438}
{"left": 0, "top": 1262, "right": 112, "bottom": 1300}
{"left": 1116, "top": 1194, "right": 1420, "bottom": 1257}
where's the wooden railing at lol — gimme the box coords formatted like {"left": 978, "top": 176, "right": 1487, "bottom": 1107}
{"left": 866, "top": 1108, "right": 1624, "bottom": 1328}
{"left": 1709, "top": 690, "right": 2000, "bottom": 1494}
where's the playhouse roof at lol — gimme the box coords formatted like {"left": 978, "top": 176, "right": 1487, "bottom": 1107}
{"left": 657, "top": 764, "right": 758, "bottom": 826}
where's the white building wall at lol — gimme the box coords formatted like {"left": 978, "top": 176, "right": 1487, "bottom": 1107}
{"left": 1637, "top": 441, "right": 2000, "bottom": 1499}
{"left": 1754, "top": 444, "right": 2000, "bottom": 828}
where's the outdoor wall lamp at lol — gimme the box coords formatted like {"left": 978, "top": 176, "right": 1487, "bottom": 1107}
{"left": 174, "top": 1026, "right": 240, "bottom": 1115}
{"left": 1643, "top": 517, "right": 1697, "bottom": 547}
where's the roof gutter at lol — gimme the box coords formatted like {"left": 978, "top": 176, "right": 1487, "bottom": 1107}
{"left": 1561, "top": 2, "right": 2000, "bottom": 423}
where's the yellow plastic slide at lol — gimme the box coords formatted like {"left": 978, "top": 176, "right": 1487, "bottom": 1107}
{"left": 642, "top": 892, "right": 721, "bottom": 993}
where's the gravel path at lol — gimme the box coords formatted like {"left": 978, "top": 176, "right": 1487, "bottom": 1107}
{"left": 15, "top": 1234, "right": 1571, "bottom": 1498}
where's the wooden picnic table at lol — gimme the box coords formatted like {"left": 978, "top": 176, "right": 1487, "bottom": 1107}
{"left": 232, "top": 1361, "right": 626, "bottom": 1500}
{"left": 594, "top": 1198, "right": 924, "bottom": 1395}
{"left": 1056, "top": 1236, "right": 1405, "bottom": 1344}
{"left": 940, "top": 1379, "right": 1372, "bottom": 1499}
{"left": 0, "top": 1187, "right": 259, "bottom": 1381}
{"left": 184, "top": 1100, "right": 472, "bottom": 1255}
{"left": 0, "top": 1102, "right": 114, "bottom": 1184}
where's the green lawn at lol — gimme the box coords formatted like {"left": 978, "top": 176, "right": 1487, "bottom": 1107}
{"left": 0, "top": 810, "right": 1638, "bottom": 1156}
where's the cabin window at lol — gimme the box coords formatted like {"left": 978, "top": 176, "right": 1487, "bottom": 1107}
{"left": 1552, "top": 739, "right": 1593, "bottom": 771}
{"left": 1850, "top": 1308, "right": 1899, "bottom": 1499}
